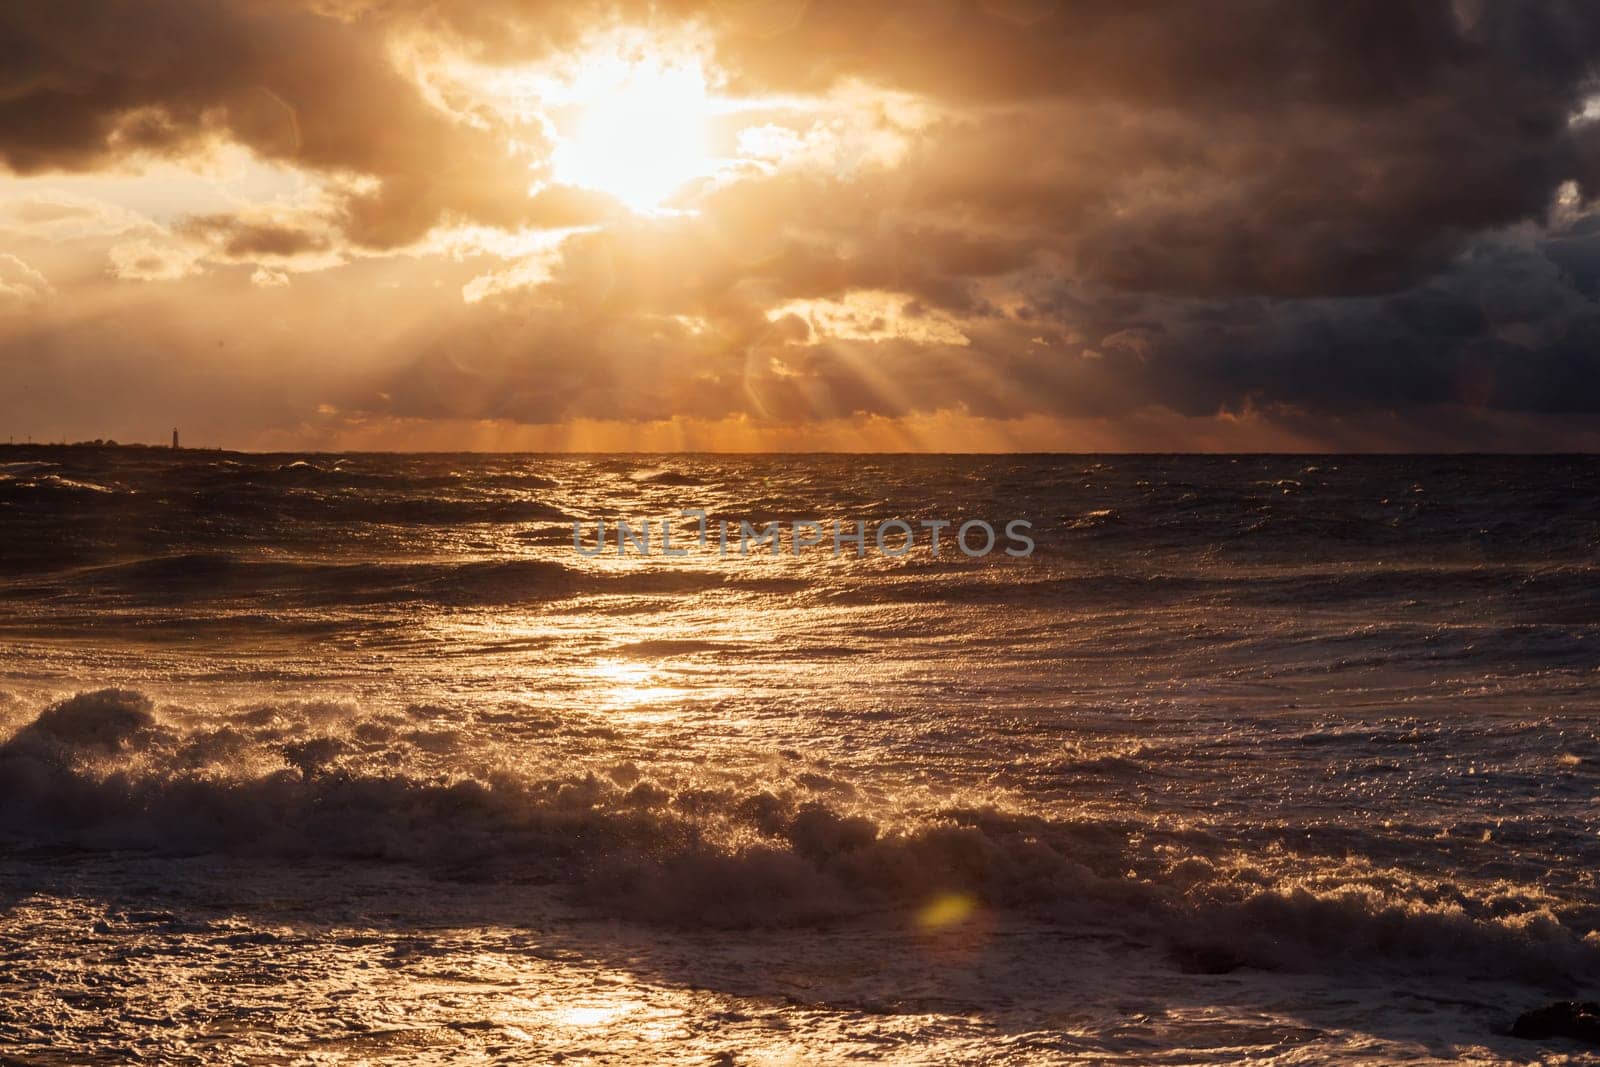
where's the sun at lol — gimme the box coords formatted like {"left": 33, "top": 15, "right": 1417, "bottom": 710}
{"left": 548, "top": 54, "right": 716, "bottom": 212}
{"left": 453, "top": 36, "right": 725, "bottom": 212}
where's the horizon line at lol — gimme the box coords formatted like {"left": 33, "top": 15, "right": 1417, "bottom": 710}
{"left": 3, "top": 441, "right": 1599, "bottom": 458}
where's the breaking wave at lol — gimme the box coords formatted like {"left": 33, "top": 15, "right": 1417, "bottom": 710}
{"left": 9, "top": 554, "right": 798, "bottom": 608}
{"left": 3, "top": 688, "right": 1596, "bottom": 985}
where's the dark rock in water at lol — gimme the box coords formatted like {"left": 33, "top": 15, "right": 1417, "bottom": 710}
{"left": 1171, "top": 943, "right": 1249, "bottom": 974}
{"left": 1511, "top": 1001, "right": 1600, "bottom": 1044}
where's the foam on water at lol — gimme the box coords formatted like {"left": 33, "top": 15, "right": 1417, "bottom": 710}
{"left": 1, "top": 450, "right": 1599, "bottom": 1062}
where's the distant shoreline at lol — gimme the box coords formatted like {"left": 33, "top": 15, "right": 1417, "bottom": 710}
{"left": 2, "top": 442, "right": 1597, "bottom": 458}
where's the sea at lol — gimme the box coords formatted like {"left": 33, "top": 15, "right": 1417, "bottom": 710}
{"left": 0, "top": 449, "right": 1597, "bottom": 1064}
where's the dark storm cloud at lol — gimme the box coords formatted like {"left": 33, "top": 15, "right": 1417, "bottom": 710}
{"left": 0, "top": 0, "right": 540, "bottom": 246}
{"left": 382, "top": 223, "right": 1600, "bottom": 427}
{"left": 702, "top": 0, "right": 1600, "bottom": 304}
{"left": 986, "top": 226, "right": 1600, "bottom": 421}
{"left": 693, "top": 0, "right": 1600, "bottom": 422}
{"left": 5, "top": 0, "right": 1598, "bottom": 284}
{"left": 6, "top": 0, "right": 1600, "bottom": 442}
{"left": 721, "top": 1, "right": 1589, "bottom": 109}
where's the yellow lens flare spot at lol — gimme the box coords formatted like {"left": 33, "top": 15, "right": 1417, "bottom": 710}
{"left": 917, "top": 892, "right": 979, "bottom": 929}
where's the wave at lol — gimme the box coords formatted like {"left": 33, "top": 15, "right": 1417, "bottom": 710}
{"left": 0, "top": 470, "right": 122, "bottom": 496}
{"left": 826, "top": 563, "right": 1600, "bottom": 630}
{"left": 180, "top": 485, "right": 570, "bottom": 525}
{"left": 0, "top": 461, "right": 57, "bottom": 479}
{"left": 627, "top": 468, "right": 704, "bottom": 486}
{"left": 10, "top": 554, "right": 804, "bottom": 609}
{"left": 249, "top": 459, "right": 557, "bottom": 491}
{"left": 3, "top": 688, "right": 1595, "bottom": 985}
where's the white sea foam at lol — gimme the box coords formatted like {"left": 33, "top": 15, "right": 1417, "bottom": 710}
{"left": 4, "top": 689, "right": 1595, "bottom": 990}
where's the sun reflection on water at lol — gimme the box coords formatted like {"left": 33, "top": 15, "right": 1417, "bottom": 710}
{"left": 554, "top": 1002, "right": 633, "bottom": 1027}
{"left": 589, "top": 658, "right": 687, "bottom": 711}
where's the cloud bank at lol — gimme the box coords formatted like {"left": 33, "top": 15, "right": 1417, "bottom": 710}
{"left": 3, "top": 0, "right": 1600, "bottom": 449}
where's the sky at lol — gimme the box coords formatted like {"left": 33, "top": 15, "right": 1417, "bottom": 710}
{"left": 4, "top": 0, "right": 1600, "bottom": 451}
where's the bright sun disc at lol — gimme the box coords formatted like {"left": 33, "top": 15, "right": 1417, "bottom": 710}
{"left": 550, "top": 57, "right": 714, "bottom": 211}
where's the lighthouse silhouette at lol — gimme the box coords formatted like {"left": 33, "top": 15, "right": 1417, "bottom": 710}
{"left": 171, "top": 427, "right": 179, "bottom": 450}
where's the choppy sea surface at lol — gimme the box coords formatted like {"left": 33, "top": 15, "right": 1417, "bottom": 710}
{"left": 1, "top": 448, "right": 1598, "bottom": 1064}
